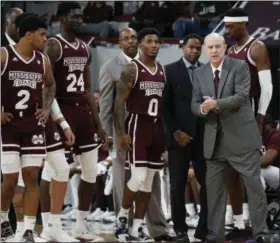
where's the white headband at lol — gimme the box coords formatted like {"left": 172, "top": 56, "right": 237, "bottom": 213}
{"left": 223, "top": 16, "right": 249, "bottom": 22}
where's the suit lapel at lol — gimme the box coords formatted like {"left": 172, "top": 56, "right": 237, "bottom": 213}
{"left": 178, "top": 58, "right": 192, "bottom": 84}
{"left": 204, "top": 64, "right": 216, "bottom": 97}
{"left": 218, "top": 57, "right": 230, "bottom": 98}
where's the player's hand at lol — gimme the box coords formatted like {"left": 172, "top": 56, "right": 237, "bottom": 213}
{"left": 35, "top": 108, "right": 50, "bottom": 125}
{"left": 118, "top": 133, "right": 131, "bottom": 151}
{"left": 1, "top": 112, "right": 13, "bottom": 124}
{"left": 174, "top": 130, "right": 193, "bottom": 146}
{"left": 97, "top": 126, "right": 108, "bottom": 150}
{"left": 256, "top": 113, "right": 264, "bottom": 135}
{"left": 63, "top": 127, "right": 75, "bottom": 147}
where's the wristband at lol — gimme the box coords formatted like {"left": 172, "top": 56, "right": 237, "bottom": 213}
{"left": 60, "top": 121, "right": 70, "bottom": 130}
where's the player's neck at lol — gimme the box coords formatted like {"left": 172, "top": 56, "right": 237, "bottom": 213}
{"left": 236, "top": 32, "right": 250, "bottom": 47}
{"left": 15, "top": 40, "right": 34, "bottom": 58}
{"left": 139, "top": 55, "right": 156, "bottom": 67}
{"left": 60, "top": 29, "right": 76, "bottom": 42}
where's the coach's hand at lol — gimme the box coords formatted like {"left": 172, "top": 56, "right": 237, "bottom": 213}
{"left": 35, "top": 108, "right": 50, "bottom": 125}
{"left": 118, "top": 133, "right": 131, "bottom": 151}
{"left": 97, "top": 126, "right": 108, "bottom": 150}
{"left": 1, "top": 112, "right": 13, "bottom": 124}
{"left": 63, "top": 128, "right": 75, "bottom": 146}
{"left": 174, "top": 130, "right": 193, "bottom": 146}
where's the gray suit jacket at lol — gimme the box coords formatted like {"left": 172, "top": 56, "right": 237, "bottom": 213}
{"left": 191, "top": 56, "right": 261, "bottom": 159}
{"left": 99, "top": 53, "right": 128, "bottom": 147}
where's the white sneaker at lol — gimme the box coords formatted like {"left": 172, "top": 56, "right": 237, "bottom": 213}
{"left": 72, "top": 228, "right": 104, "bottom": 242}
{"left": 186, "top": 215, "right": 199, "bottom": 228}
{"left": 103, "top": 211, "right": 116, "bottom": 223}
{"left": 225, "top": 211, "right": 234, "bottom": 230}
{"left": 61, "top": 208, "right": 76, "bottom": 220}
{"left": 104, "top": 166, "right": 113, "bottom": 195}
{"left": 87, "top": 208, "right": 105, "bottom": 221}
{"left": 41, "top": 226, "right": 80, "bottom": 242}
{"left": 62, "top": 205, "right": 72, "bottom": 215}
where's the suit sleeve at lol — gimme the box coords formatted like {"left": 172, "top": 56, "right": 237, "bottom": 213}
{"left": 217, "top": 62, "right": 250, "bottom": 111}
{"left": 99, "top": 62, "right": 114, "bottom": 137}
{"left": 162, "top": 66, "right": 180, "bottom": 133}
{"left": 191, "top": 71, "right": 204, "bottom": 116}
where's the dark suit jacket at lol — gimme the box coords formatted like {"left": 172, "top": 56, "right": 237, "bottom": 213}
{"left": 1, "top": 34, "right": 10, "bottom": 47}
{"left": 163, "top": 58, "right": 203, "bottom": 149}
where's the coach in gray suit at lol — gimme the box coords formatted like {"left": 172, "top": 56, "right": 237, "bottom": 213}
{"left": 99, "top": 28, "right": 170, "bottom": 241}
{"left": 191, "top": 33, "right": 269, "bottom": 243}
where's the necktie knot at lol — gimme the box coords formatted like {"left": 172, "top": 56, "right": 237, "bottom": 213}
{"left": 189, "top": 65, "right": 197, "bottom": 70}
{"left": 214, "top": 69, "right": 220, "bottom": 78}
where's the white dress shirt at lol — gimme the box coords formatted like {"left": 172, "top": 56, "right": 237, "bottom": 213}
{"left": 5, "top": 33, "right": 16, "bottom": 45}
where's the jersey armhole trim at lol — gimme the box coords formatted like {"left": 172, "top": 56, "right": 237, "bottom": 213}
{"left": 1, "top": 47, "right": 9, "bottom": 76}
{"left": 131, "top": 61, "right": 138, "bottom": 88}
{"left": 48, "top": 37, "right": 63, "bottom": 62}
{"left": 247, "top": 39, "right": 257, "bottom": 67}
{"left": 81, "top": 40, "right": 90, "bottom": 60}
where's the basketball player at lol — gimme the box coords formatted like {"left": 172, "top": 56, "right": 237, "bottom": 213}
{"left": 114, "top": 28, "right": 165, "bottom": 241}
{"left": 223, "top": 7, "right": 273, "bottom": 239}
{"left": 1, "top": 15, "right": 55, "bottom": 242}
{"left": 43, "top": 2, "right": 107, "bottom": 241}
{"left": 3, "top": 13, "right": 78, "bottom": 242}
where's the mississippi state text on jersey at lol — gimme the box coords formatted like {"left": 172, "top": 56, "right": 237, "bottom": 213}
{"left": 50, "top": 33, "right": 89, "bottom": 102}
{"left": 126, "top": 58, "right": 165, "bottom": 118}
{"left": 1, "top": 45, "right": 45, "bottom": 126}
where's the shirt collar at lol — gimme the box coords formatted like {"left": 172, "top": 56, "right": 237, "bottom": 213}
{"left": 210, "top": 59, "right": 224, "bottom": 77}
{"left": 5, "top": 33, "right": 16, "bottom": 45}
{"left": 122, "top": 51, "right": 139, "bottom": 62}
{"left": 182, "top": 57, "right": 198, "bottom": 69}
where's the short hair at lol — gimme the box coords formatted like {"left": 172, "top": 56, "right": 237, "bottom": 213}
{"left": 56, "top": 2, "right": 81, "bottom": 17}
{"left": 18, "top": 15, "right": 47, "bottom": 38}
{"left": 225, "top": 8, "right": 248, "bottom": 18}
{"left": 137, "top": 28, "right": 160, "bottom": 43}
{"left": 182, "top": 34, "right": 203, "bottom": 46}
{"left": 15, "top": 13, "right": 37, "bottom": 29}
{"left": 263, "top": 114, "right": 277, "bottom": 127}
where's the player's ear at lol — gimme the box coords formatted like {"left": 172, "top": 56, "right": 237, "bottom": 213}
{"left": 25, "top": 31, "right": 33, "bottom": 40}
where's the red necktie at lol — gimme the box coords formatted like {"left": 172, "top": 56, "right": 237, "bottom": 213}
{"left": 214, "top": 69, "right": 220, "bottom": 97}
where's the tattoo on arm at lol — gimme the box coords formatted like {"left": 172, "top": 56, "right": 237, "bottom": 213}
{"left": 114, "top": 62, "right": 136, "bottom": 135}
{"left": 43, "top": 39, "right": 61, "bottom": 70}
{"left": 43, "top": 56, "right": 56, "bottom": 110}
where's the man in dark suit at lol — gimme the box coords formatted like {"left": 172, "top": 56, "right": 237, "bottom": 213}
{"left": 1, "top": 7, "right": 23, "bottom": 46}
{"left": 163, "top": 34, "right": 207, "bottom": 242}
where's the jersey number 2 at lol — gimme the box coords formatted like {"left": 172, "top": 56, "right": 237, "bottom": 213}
{"left": 148, "top": 98, "right": 158, "bottom": 117}
{"left": 67, "top": 73, "right": 85, "bottom": 92}
{"left": 15, "top": 90, "right": 30, "bottom": 117}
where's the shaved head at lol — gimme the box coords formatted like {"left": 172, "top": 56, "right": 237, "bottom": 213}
{"left": 204, "top": 33, "right": 226, "bottom": 45}
{"left": 5, "top": 7, "right": 23, "bottom": 42}
{"left": 6, "top": 8, "right": 23, "bottom": 24}
{"left": 119, "top": 27, "right": 138, "bottom": 58}
{"left": 119, "top": 28, "right": 137, "bottom": 41}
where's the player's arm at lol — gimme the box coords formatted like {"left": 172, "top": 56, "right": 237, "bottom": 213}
{"left": 1, "top": 48, "right": 13, "bottom": 124}
{"left": 43, "top": 39, "right": 61, "bottom": 70}
{"left": 36, "top": 55, "right": 56, "bottom": 124}
{"left": 51, "top": 99, "right": 75, "bottom": 146}
{"left": 250, "top": 41, "right": 273, "bottom": 117}
{"left": 83, "top": 45, "right": 107, "bottom": 144}
{"left": 114, "top": 62, "right": 136, "bottom": 150}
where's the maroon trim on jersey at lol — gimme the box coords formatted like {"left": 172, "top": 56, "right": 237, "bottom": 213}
{"left": 10, "top": 45, "right": 36, "bottom": 64}
{"left": 56, "top": 34, "right": 80, "bottom": 50}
